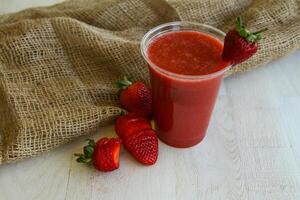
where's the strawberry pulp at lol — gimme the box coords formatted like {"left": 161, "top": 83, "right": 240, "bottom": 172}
{"left": 146, "top": 31, "right": 230, "bottom": 148}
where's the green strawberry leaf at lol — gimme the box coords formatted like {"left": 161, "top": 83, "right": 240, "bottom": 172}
{"left": 235, "top": 16, "right": 267, "bottom": 43}
{"left": 117, "top": 76, "right": 133, "bottom": 90}
{"left": 84, "top": 146, "right": 94, "bottom": 157}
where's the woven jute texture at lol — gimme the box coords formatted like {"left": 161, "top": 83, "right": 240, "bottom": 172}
{"left": 0, "top": 0, "right": 299, "bottom": 164}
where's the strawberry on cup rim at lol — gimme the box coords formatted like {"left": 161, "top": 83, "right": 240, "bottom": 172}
{"left": 222, "top": 16, "right": 267, "bottom": 65}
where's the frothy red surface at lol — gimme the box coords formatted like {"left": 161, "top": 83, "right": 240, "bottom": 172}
{"left": 147, "top": 31, "right": 228, "bottom": 76}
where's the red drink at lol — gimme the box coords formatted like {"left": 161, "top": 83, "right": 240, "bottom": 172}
{"left": 141, "top": 22, "right": 230, "bottom": 148}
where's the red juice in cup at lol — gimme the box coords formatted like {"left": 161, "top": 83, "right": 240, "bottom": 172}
{"left": 141, "top": 22, "right": 231, "bottom": 148}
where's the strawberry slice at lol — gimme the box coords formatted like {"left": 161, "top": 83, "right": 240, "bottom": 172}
{"left": 114, "top": 113, "right": 139, "bottom": 137}
{"left": 115, "top": 113, "right": 158, "bottom": 165}
{"left": 75, "top": 137, "right": 121, "bottom": 172}
{"left": 222, "top": 17, "right": 267, "bottom": 65}
{"left": 115, "top": 113, "right": 152, "bottom": 139}
{"left": 123, "top": 130, "right": 158, "bottom": 165}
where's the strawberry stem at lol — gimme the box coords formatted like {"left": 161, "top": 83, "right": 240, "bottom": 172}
{"left": 74, "top": 139, "right": 95, "bottom": 165}
{"left": 86, "top": 138, "right": 96, "bottom": 147}
{"left": 118, "top": 110, "right": 126, "bottom": 116}
{"left": 117, "top": 76, "right": 133, "bottom": 90}
{"left": 235, "top": 16, "right": 267, "bottom": 43}
{"left": 253, "top": 28, "right": 268, "bottom": 35}
{"left": 236, "top": 16, "right": 243, "bottom": 30}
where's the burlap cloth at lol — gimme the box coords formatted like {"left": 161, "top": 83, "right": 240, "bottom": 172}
{"left": 0, "top": 0, "right": 299, "bottom": 164}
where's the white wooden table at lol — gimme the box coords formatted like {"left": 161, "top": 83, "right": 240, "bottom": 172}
{"left": 1, "top": 1, "right": 300, "bottom": 199}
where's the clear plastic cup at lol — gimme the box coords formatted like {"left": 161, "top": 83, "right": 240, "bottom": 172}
{"left": 141, "top": 21, "right": 231, "bottom": 148}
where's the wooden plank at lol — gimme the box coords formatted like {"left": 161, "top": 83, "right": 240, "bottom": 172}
{"left": 0, "top": 142, "right": 73, "bottom": 200}
{"left": 224, "top": 52, "right": 300, "bottom": 200}
{"left": 278, "top": 97, "right": 300, "bottom": 167}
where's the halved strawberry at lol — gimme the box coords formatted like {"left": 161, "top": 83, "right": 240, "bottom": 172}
{"left": 123, "top": 130, "right": 158, "bottom": 165}
{"left": 93, "top": 138, "right": 121, "bottom": 171}
{"left": 115, "top": 113, "right": 139, "bottom": 137}
{"left": 115, "top": 113, "right": 152, "bottom": 139}
{"left": 75, "top": 137, "right": 121, "bottom": 172}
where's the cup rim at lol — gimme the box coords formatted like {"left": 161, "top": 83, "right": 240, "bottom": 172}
{"left": 140, "top": 21, "right": 232, "bottom": 80}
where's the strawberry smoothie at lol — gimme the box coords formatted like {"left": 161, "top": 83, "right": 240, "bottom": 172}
{"left": 141, "top": 22, "right": 230, "bottom": 148}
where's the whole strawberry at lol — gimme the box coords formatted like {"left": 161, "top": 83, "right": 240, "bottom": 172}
{"left": 117, "top": 77, "right": 152, "bottom": 117}
{"left": 75, "top": 137, "right": 121, "bottom": 172}
{"left": 222, "top": 17, "right": 267, "bottom": 65}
